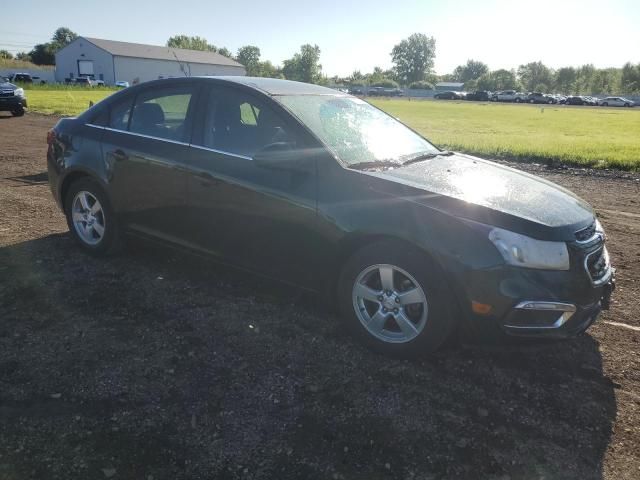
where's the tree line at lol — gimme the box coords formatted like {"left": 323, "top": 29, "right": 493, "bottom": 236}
{"left": 5, "top": 27, "right": 639, "bottom": 94}
{"left": 441, "top": 59, "right": 640, "bottom": 95}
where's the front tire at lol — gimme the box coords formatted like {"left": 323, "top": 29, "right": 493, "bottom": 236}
{"left": 64, "top": 178, "right": 122, "bottom": 255}
{"left": 338, "top": 241, "right": 456, "bottom": 357}
{"left": 11, "top": 108, "right": 25, "bottom": 117}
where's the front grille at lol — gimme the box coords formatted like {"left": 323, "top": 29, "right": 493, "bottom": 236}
{"left": 575, "top": 222, "right": 596, "bottom": 242}
{"left": 0, "top": 90, "right": 14, "bottom": 97}
{"left": 585, "top": 247, "right": 610, "bottom": 284}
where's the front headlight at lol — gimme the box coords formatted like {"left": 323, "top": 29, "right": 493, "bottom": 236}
{"left": 488, "top": 227, "right": 570, "bottom": 270}
{"left": 14, "top": 88, "right": 24, "bottom": 97}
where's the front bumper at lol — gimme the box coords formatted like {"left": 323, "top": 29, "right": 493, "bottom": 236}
{"left": 453, "top": 240, "right": 614, "bottom": 338}
{"left": 0, "top": 95, "right": 27, "bottom": 111}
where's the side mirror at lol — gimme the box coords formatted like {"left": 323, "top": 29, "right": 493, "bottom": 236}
{"left": 253, "top": 142, "right": 309, "bottom": 172}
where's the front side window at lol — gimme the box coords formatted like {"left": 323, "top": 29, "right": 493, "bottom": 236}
{"left": 128, "top": 86, "right": 194, "bottom": 141}
{"left": 277, "top": 95, "right": 438, "bottom": 166}
{"left": 198, "top": 88, "right": 293, "bottom": 157}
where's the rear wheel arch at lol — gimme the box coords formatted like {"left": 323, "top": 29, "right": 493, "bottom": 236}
{"left": 63, "top": 176, "right": 123, "bottom": 255}
{"left": 60, "top": 170, "right": 109, "bottom": 213}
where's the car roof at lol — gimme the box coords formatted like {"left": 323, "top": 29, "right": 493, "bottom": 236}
{"left": 196, "top": 76, "right": 344, "bottom": 96}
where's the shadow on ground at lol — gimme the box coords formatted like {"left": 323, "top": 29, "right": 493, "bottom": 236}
{"left": 0, "top": 233, "right": 616, "bottom": 479}
{"left": 4, "top": 172, "right": 49, "bottom": 185}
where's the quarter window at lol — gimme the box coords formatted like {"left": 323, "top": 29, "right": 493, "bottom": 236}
{"left": 109, "top": 98, "right": 133, "bottom": 131}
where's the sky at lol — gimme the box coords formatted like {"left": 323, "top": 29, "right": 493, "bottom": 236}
{"left": 2, "top": 0, "right": 639, "bottom": 76}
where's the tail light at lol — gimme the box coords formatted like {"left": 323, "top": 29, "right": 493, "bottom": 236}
{"left": 47, "top": 129, "right": 56, "bottom": 145}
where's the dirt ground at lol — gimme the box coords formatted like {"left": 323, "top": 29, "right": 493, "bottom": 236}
{"left": 0, "top": 113, "right": 638, "bottom": 480}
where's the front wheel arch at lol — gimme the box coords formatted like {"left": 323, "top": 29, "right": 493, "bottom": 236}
{"left": 336, "top": 238, "right": 459, "bottom": 356}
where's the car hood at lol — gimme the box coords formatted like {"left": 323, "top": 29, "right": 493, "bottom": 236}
{"left": 0, "top": 81, "right": 17, "bottom": 91}
{"left": 366, "top": 153, "right": 594, "bottom": 236}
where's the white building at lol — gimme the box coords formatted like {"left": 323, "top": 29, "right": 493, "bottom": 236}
{"left": 435, "top": 82, "right": 465, "bottom": 92}
{"left": 55, "top": 37, "right": 245, "bottom": 85}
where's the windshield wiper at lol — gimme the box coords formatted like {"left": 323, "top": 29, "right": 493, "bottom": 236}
{"left": 348, "top": 160, "right": 402, "bottom": 171}
{"left": 401, "top": 150, "right": 454, "bottom": 166}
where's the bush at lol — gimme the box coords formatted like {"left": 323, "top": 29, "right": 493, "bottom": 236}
{"left": 408, "top": 81, "right": 434, "bottom": 90}
{"left": 370, "top": 79, "right": 399, "bottom": 88}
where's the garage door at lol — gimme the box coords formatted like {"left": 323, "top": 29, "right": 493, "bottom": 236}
{"left": 78, "top": 60, "right": 94, "bottom": 76}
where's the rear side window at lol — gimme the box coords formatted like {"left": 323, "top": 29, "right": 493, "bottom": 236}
{"left": 128, "top": 86, "right": 194, "bottom": 142}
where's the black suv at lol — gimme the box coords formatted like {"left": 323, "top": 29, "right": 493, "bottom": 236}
{"left": 434, "top": 91, "right": 462, "bottom": 100}
{"left": 10, "top": 73, "right": 33, "bottom": 83}
{"left": 0, "top": 77, "right": 27, "bottom": 116}
{"left": 465, "top": 91, "right": 491, "bottom": 101}
{"left": 46, "top": 77, "right": 614, "bottom": 356}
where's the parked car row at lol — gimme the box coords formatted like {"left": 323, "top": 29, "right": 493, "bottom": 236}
{"left": 5, "top": 73, "right": 47, "bottom": 84}
{"left": 357, "top": 86, "right": 404, "bottom": 97}
{"left": 61, "top": 77, "right": 129, "bottom": 88}
{"left": 433, "top": 89, "right": 636, "bottom": 107}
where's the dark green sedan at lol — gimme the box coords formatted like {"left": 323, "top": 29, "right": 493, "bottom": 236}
{"left": 47, "top": 77, "right": 614, "bottom": 356}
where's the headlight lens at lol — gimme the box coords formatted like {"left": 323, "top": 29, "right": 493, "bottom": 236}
{"left": 488, "top": 227, "right": 570, "bottom": 270}
{"left": 14, "top": 88, "right": 24, "bottom": 97}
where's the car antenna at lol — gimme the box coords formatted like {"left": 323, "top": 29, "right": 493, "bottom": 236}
{"left": 171, "top": 49, "right": 190, "bottom": 77}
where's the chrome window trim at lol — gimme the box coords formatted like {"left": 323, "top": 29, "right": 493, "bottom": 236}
{"left": 189, "top": 143, "right": 253, "bottom": 161}
{"left": 101, "top": 126, "right": 191, "bottom": 146}
{"left": 85, "top": 123, "right": 253, "bottom": 160}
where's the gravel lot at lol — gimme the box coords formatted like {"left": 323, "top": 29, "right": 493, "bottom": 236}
{"left": 1, "top": 113, "right": 639, "bottom": 480}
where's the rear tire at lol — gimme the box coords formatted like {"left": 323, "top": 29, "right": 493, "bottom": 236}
{"left": 64, "top": 177, "right": 123, "bottom": 256}
{"left": 338, "top": 241, "right": 457, "bottom": 357}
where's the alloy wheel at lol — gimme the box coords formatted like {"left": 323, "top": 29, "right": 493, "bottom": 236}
{"left": 352, "top": 264, "right": 428, "bottom": 344}
{"left": 71, "top": 190, "right": 106, "bottom": 245}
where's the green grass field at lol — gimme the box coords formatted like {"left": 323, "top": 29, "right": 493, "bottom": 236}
{"left": 371, "top": 98, "right": 640, "bottom": 170}
{"left": 26, "top": 89, "right": 115, "bottom": 116}
{"left": 24, "top": 89, "right": 640, "bottom": 170}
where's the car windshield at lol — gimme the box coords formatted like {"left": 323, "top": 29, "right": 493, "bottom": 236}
{"left": 276, "top": 94, "right": 438, "bottom": 166}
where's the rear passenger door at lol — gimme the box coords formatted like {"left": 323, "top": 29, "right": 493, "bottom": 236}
{"left": 186, "top": 85, "right": 321, "bottom": 288}
{"left": 102, "top": 82, "right": 200, "bottom": 240}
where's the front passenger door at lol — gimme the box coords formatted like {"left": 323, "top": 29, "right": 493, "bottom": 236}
{"left": 186, "top": 85, "right": 321, "bottom": 288}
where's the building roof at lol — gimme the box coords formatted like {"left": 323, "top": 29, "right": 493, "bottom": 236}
{"left": 210, "top": 76, "right": 345, "bottom": 96}
{"left": 436, "top": 82, "right": 465, "bottom": 88}
{"left": 80, "top": 37, "right": 243, "bottom": 68}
